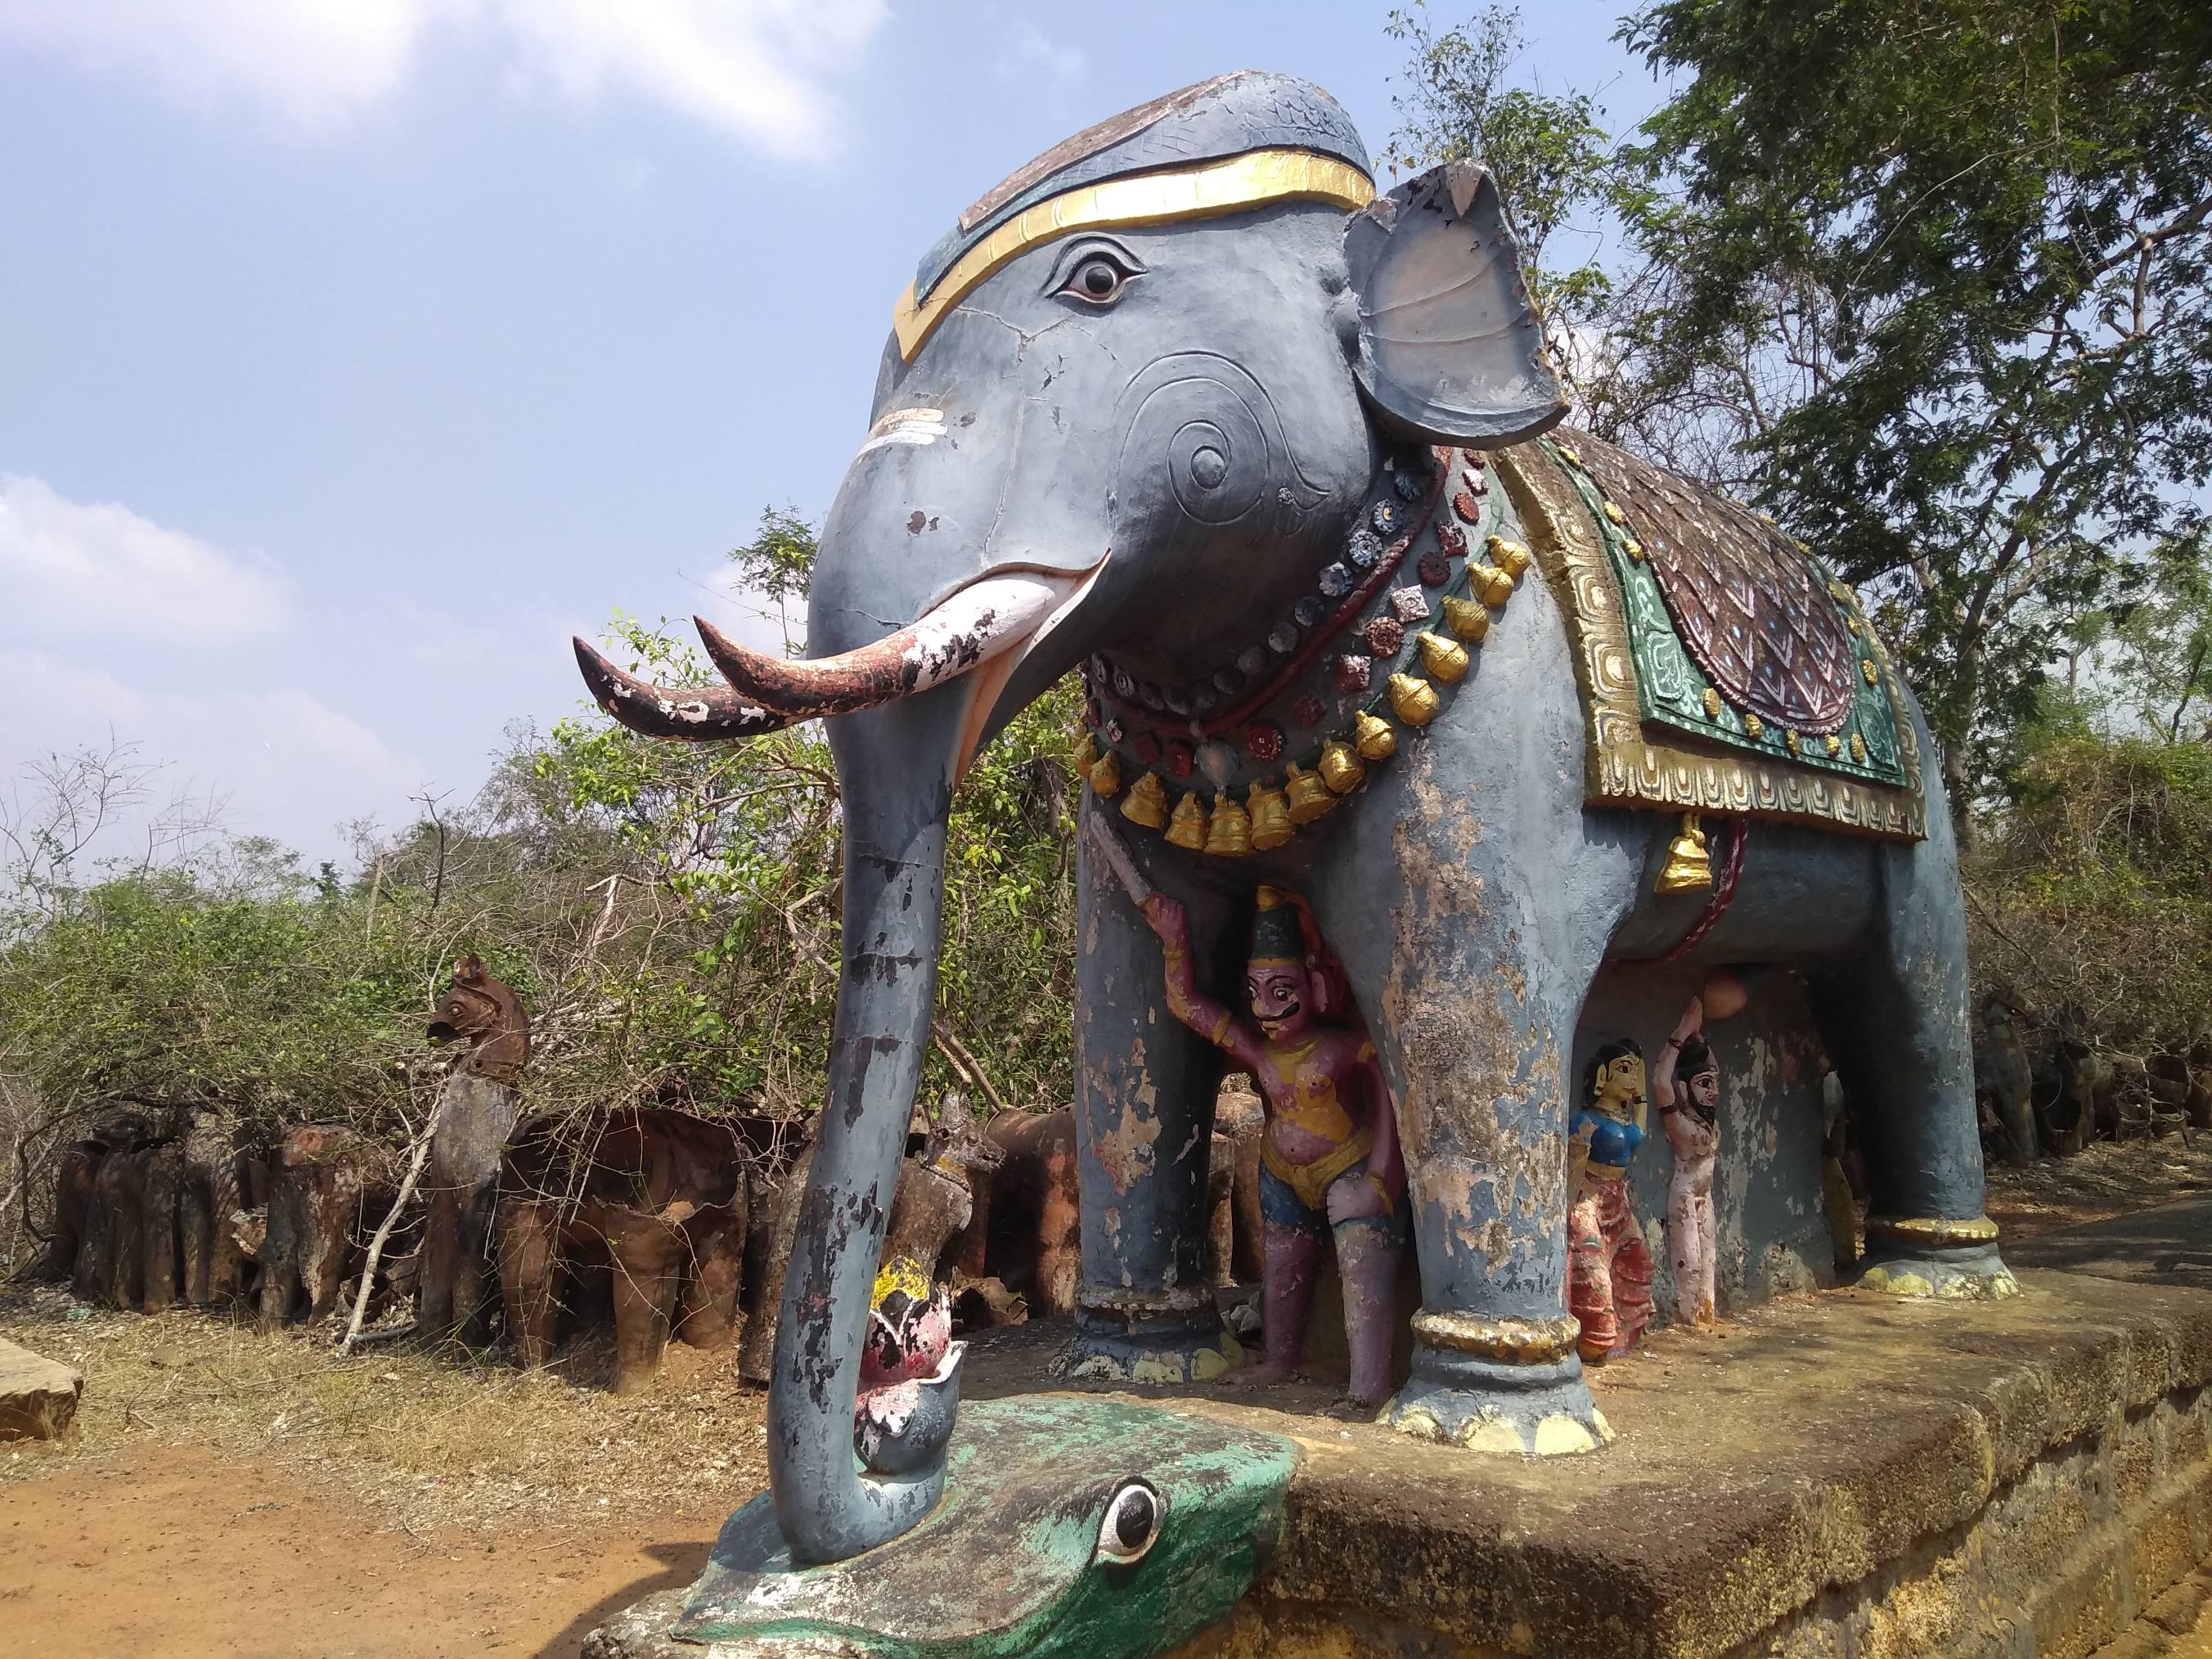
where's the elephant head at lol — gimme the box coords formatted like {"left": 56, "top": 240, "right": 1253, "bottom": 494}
{"left": 577, "top": 70, "right": 1563, "bottom": 1566}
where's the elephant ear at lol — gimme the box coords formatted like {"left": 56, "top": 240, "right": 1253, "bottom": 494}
{"left": 1343, "top": 162, "right": 1568, "bottom": 447}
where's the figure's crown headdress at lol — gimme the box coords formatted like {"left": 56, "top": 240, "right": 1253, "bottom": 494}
{"left": 1248, "top": 885, "right": 1306, "bottom": 967}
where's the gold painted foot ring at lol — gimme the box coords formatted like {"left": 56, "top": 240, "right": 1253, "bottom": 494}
{"left": 1865, "top": 1214, "right": 2001, "bottom": 1249}
{"left": 1411, "top": 1310, "right": 1584, "bottom": 1366}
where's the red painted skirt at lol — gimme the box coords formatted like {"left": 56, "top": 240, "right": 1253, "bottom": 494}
{"left": 1568, "top": 1177, "right": 1654, "bottom": 1361}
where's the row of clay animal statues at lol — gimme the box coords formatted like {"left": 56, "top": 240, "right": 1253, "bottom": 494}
{"left": 25, "top": 1089, "right": 1259, "bottom": 1394}
{"left": 26, "top": 951, "right": 1278, "bottom": 1391}
{"left": 1972, "top": 986, "right": 2212, "bottom": 1163}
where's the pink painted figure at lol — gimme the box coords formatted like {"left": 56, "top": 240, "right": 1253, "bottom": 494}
{"left": 1140, "top": 885, "right": 1406, "bottom": 1407}
{"left": 1654, "top": 996, "right": 1721, "bottom": 1327}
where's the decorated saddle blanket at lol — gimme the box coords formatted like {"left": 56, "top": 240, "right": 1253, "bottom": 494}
{"left": 1494, "top": 431, "right": 1927, "bottom": 843}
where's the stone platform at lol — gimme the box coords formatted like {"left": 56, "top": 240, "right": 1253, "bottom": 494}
{"left": 591, "top": 1211, "right": 2212, "bottom": 1658}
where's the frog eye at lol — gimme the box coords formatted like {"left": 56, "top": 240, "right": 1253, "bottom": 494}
{"left": 1095, "top": 1478, "right": 1162, "bottom": 1564}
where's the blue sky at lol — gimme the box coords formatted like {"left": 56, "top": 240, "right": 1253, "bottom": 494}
{"left": 0, "top": 1, "right": 1663, "bottom": 865}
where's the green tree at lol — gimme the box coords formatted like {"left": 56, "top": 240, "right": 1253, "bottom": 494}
{"left": 1613, "top": 0, "right": 2212, "bottom": 816}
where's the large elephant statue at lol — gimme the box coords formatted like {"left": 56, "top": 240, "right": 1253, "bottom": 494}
{"left": 578, "top": 72, "right": 2012, "bottom": 1577}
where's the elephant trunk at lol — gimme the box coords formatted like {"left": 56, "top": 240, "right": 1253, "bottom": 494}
{"left": 766, "top": 687, "right": 963, "bottom": 1564}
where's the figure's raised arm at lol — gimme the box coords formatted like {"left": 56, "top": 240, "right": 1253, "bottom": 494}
{"left": 1086, "top": 813, "right": 1264, "bottom": 1068}
{"left": 1654, "top": 994, "right": 1704, "bottom": 1113}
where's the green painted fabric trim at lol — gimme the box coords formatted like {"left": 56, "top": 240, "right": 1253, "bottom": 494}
{"left": 1540, "top": 437, "right": 1909, "bottom": 789}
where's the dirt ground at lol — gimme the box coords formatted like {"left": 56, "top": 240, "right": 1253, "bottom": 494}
{"left": 0, "top": 1289, "right": 768, "bottom": 1658}
{"left": 1981, "top": 1134, "right": 2212, "bottom": 1240}
{"left": 7, "top": 1135, "right": 2210, "bottom": 1658}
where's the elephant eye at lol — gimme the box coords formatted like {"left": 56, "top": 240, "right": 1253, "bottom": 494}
{"left": 1095, "top": 1478, "right": 1162, "bottom": 1563}
{"left": 1058, "top": 252, "right": 1135, "bottom": 306}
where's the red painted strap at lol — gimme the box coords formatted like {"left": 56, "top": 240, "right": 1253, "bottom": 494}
{"left": 1645, "top": 817, "right": 1749, "bottom": 966}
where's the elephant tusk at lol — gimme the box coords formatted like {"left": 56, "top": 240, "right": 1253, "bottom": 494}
{"left": 696, "top": 572, "right": 1064, "bottom": 722}
{"left": 572, "top": 636, "right": 801, "bottom": 740}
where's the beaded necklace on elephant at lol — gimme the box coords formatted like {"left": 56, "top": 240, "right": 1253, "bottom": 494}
{"left": 1076, "top": 443, "right": 1534, "bottom": 856}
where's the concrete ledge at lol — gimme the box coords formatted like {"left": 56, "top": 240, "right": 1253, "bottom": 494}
{"left": 1157, "top": 1269, "right": 2212, "bottom": 1657}
{"left": 590, "top": 1238, "right": 2212, "bottom": 1657}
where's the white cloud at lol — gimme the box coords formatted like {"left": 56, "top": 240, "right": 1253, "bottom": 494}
{"left": 0, "top": 0, "right": 428, "bottom": 131}
{"left": 0, "top": 650, "right": 432, "bottom": 863}
{"left": 0, "top": 0, "right": 885, "bottom": 155}
{"left": 0, "top": 474, "right": 289, "bottom": 644}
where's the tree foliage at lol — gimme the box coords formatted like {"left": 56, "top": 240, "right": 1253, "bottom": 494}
{"left": 1613, "top": 0, "right": 2212, "bottom": 807}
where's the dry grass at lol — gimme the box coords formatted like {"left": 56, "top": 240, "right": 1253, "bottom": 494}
{"left": 0, "top": 1285, "right": 768, "bottom": 1535}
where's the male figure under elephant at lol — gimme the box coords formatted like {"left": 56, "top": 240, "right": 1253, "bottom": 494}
{"left": 1138, "top": 884, "right": 1406, "bottom": 1407}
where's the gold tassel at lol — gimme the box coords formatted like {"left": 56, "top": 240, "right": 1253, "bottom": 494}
{"left": 1165, "top": 790, "right": 1207, "bottom": 851}
{"left": 1654, "top": 812, "right": 1712, "bottom": 894}
{"left": 1441, "top": 596, "right": 1490, "bottom": 644}
{"left": 1087, "top": 749, "right": 1121, "bottom": 798}
{"left": 1418, "top": 631, "right": 1468, "bottom": 685}
{"left": 1318, "top": 740, "right": 1368, "bottom": 794}
{"left": 1469, "top": 564, "right": 1513, "bottom": 606}
{"left": 1203, "top": 793, "right": 1252, "bottom": 857}
{"left": 1486, "top": 535, "right": 1532, "bottom": 580}
{"left": 1120, "top": 770, "right": 1168, "bottom": 830}
{"left": 1284, "top": 762, "right": 1338, "bottom": 824}
{"left": 1353, "top": 712, "right": 1397, "bottom": 762}
{"left": 1388, "top": 672, "right": 1440, "bottom": 727}
{"left": 1248, "top": 780, "right": 1293, "bottom": 850}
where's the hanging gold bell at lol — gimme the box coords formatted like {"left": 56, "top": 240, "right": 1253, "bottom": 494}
{"left": 1318, "top": 740, "right": 1367, "bottom": 794}
{"left": 1353, "top": 712, "right": 1396, "bottom": 762}
{"left": 1486, "top": 535, "right": 1532, "bottom": 580}
{"left": 1165, "top": 790, "right": 1207, "bottom": 851}
{"left": 1742, "top": 713, "right": 1765, "bottom": 741}
{"left": 1248, "top": 780, "right": 1293, "bottom": 851}
{"left": 1654, "top": 812, "right": 1712, "bottom": 894}
{"left": 1203, "top": 793, "right": 1252, "bottom": 857}
{"left": 1087, "top": 749, "right": 1122, "bottom": 798}
{"left": 1441, "top": 596, "right": 1490, "bottom": 644}
{"left": 1470, "top": 564, "right": 1513, "bottom": 606}
{"left": 1284, "top": 761, "right": 1338, "bottom": 823}
{"left": 1120, "top": 770, "right": 1168, "bottom": 830}
{"left": 1418, "top": 631, "right": 1469, "bottom": 686}
{"left": 1072, "top": 726, "right": 1097, "bottom": 775}
{"left": 1388, "top": 672, "right": 1440, "bottom": 727}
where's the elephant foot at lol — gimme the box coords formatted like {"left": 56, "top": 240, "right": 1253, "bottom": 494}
{"left": 1857, "top": 1217, "right": 2018, "bottom": 1300}
{"left": 1383, "top": 1310, "right": 1612, "bottom": 1455}
{"left": 1062, "top": 1284, "right": 1241, "bottom": 1385}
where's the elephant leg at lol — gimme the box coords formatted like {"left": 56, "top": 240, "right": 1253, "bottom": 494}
{"left": 1064, "top": 797, "right": 1239, "bottom": 1382}
{"left": 496, "top": 1197, "right": 562, "bottom": 1369}
{"left": 1313, "top": 798, "right": 1630, "bottom": 1454}
{"left": 603, "top": 1207, "right": 685, "bottom": 1394}
{"left": 1811, "top": 827, "right": 2016, "bottom": 1300}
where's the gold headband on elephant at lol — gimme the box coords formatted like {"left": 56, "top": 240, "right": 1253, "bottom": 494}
{"left": 890, "top": 148, "right": 1376, "bottom": 362}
